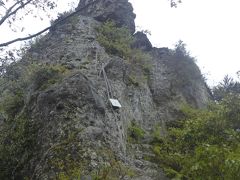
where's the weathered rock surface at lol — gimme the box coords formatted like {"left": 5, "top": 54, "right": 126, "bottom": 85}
{"left": 0, "top": 0, "right": 211, "bottom": 179}
{"left": 77, "top": 0, "right": 136, "bottom": 33}
{"left": 133, "top": 31, "right": 152, "bottom": 51}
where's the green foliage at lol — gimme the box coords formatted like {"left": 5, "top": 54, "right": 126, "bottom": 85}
{"left": 130, "top": 49, "right": 152, "bottom": 74}
{"left": 0, "top": 63, "right": 67, "bottom": 119}
{"left": 126, "top": 51, "right": 151, "bottom": 86}
{"left": 0, "top": 113, "right": 39, "bottom": 179}
{"left": 152, "top": 95, "right": 240, "bottom": 179}
{"left": 90, "top": 148, "right": 136, "bottom": 180}
{"left": 174, "top": 40, "right": 190, "bottom": 58}
{"left": 128, "top": 122, "right": 145, "bottom": 143}
{"left": 0, "top": 89, "right": 24, "bottom": 119}
{"left": 151, "top": 125, "right": 162, "bottom": 142}
{"left": 46, "top": 131, "right": 84, "bottom": 180}
{"left": 96, "top": 21, "right": 152, "bottom": 71}
{"left": 2, "top": 63, "right": 68, "bottom": 91}
{"left": 93, "top": 160, "right": 135, "bottom": 180}
{"left": 213, "top": 75, "right": 240, "bottom": 101}
{"left": 96, "top": 21, "right": 134, "bottom": 58}
{"left": 51, "top": 144, "right": 135, "bottom": 180}
{"left": 57, "top": 168, "right": 81, "bottom": 180}
{"left": 30, "top": 64, "right": 68, "bottom": 90}
{"left": 0, "top": 63, "right": 68, "bottom": 179}
{"left": 96, "top": 22, "right": 153, "bottom": 87}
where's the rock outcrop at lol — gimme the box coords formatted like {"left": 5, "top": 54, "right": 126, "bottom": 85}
{"left": 133, "top": 32, "right": 153, "bottom": 51}
{"left": 77, "top": 0, "right": 136, "bottom": 33}
{"left": 0, "top": 0, "right": 211, "bottom": 179}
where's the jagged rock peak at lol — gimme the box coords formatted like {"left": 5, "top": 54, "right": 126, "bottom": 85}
{"left": 133, "top": 31, "right": 153, "bottom": 51}
{"left": 77, "top": 0, "right": 136, "bottom": 33}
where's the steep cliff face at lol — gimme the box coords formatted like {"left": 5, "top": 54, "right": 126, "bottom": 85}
{"left": 0, "top": 0, "right": 211, "bottom": 179}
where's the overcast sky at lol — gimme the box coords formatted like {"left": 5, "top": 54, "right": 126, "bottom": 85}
{"left": 129, "top": 0, "right": 240, "bottom": 86}
{"left": 1, "top": 0, "right": 240, "bottom": 86}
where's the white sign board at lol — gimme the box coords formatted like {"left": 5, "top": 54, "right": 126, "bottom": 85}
{"left": 109, "top": 99, "right": 122, "bottom": 108}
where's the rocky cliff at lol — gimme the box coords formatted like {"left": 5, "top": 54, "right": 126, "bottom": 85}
{"left": 0, "top": 0, "right": 211, "bottom": 179}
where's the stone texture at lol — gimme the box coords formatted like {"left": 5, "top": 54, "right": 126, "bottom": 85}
{"left": 77, "top": 0, "right": 136, "bottom": 33}
{"left": 133, "top": 31, "right": 153, "bottom": 51}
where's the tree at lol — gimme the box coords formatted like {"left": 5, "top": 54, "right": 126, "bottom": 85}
{"left": 0, "top": 0, "right": 57, "bottom": 37}
{"left": 170, "top": 0, "right": 182, "bottom": 7}
{"left": 174, "top": 40, "right": 190, "bottom": 57}
{"left": 0, "top": 0, "right": 58, "bottom": 72}
{"left": 0, "top": 0, "right": 60, "bottom": 48}
{"left": 0, "top": 0, "right": 56, "bottom": 27}
{"left": 152, "top": 95, "right": 240, "bottom": 179}
{"left": 213, "top": 74, "right": 240, "bottom": 101}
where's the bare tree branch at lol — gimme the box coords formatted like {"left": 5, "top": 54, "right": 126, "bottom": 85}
{"left": 0, "top": 0, "right": 101, "bottom": 47}
{"left": 0, "top": 25, "right": 50, "bottom": 47}
{"left": 0, "top": 1, "right": 21, "bottom": 25}
{"left": 0, "top": 0, "right": 33, "bottom": 26}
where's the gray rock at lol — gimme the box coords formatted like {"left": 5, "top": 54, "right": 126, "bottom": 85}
{"left": 77, "top": 0, "right": 136, "bottom": 33}
{"left": 133, "top": 31, "right": 152, "bottom": 51}
{"left": 81, "top": 126, "right": 103, "bottom": 140}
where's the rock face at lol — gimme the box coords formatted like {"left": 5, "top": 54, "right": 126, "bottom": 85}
{"left": 133, "top": 31, "right": 153, "bottom": 51}
{"left": 0, "top": 0, "right": 211, "bottom": 179}
{"left": 77, "top": 0, "right": 136, "bottom": 33}
{"left": 149, "top": 48, "right": 210, "bottom": 109}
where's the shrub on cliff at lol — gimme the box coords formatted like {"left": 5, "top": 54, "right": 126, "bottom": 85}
{"left": 152, "top": 95, "right": 240, "bottom": 179}
{"left": 213, "top": 75, "right": 240, "bottom": 101}
{"left": 96, "top": 21, "right": 153, "bottom": 86}
{"left": 96, "top": 22, "right": 152, "bottom": 67}
{"left": 128, "top": 122, "right": 145, "bottom": 143}
{"left": 96, "top": 21, "right": 134, "bottom": 58}
{"left": 0, "top": 63, "right": 68, "bottom": 179}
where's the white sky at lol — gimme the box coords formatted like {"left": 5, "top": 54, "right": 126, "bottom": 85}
{"left": 1, "top": 0, "right": 240, "bottom": 86}
{"left": 129, "top": 0, "right": 240, "bottom": 86}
